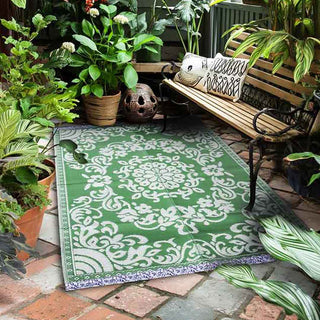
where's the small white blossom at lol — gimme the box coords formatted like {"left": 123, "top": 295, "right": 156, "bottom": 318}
{"left": 61, "top": 42, "right": 75, "bottom": 53}
{"left": 113, "top": 14, "right": 129, "bottom": 24}
{"left": 88, "top": 8, "right": 100, "bottom": 18}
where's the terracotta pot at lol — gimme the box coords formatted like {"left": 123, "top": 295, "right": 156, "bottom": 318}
{"left": 16, "top": 159, "right": 56, "bottom": 260}
{"left": 83, "top": 91, "right": 121, "bottom": 126}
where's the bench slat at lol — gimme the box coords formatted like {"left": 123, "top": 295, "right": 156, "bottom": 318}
{"left": 163, "top": 79, "right": 302, "bottom": 142}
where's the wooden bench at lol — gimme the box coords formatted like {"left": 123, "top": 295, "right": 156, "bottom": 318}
{"left": 160, "top": 34, "right": 320, "bottom": 211}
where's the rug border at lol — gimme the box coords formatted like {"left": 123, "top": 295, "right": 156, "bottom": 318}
{"left": 54, "top": 120, "right": 302, "bottom": 291}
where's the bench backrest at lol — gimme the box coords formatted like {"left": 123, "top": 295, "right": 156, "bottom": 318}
{"left": 225, "top": 32, "right": 320, "bottom": 134}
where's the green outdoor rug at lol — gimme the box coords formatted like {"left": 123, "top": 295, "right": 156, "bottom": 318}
{"left": 55, "top": 119, "right": 299, "bottom": 291}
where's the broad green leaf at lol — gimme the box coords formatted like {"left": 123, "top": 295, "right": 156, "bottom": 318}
{"left": 100, "top": 4, "right": 117, "bottom": 16}
{"left": 10, "top": 0, "right": 26, "bottom": 8}
{"left": 91, "top": 84, "right": 104, "bottom": 98}
{"left": 117, "top": 51, "right": 132, "bottom": 63}
{"left": 79, "top": 69, "right": 89, "bottom": 82}
{"left": 216, "top": 265, "right": 320, "bottom": 320}
{"left": 82, "top": 19, "right": 95, "bottom": 38}
{"left": 59, "top": 140, "right": 78, "bottom": 153}
{"left": 124, "top": 64, "right": 138, "bottom": 89}
{"left": 81, "top": 85, "right": 91, "bottom": 95}
{"left": 73, "top": 35, "right": 98, "bottom": 51}
{"left": 15, "top": 167, "right": 37, "bottom": 185}
{"left": 3, "top": 141, "right": 38, "bottom": 158}
{"left": 73, "top": 151, "right": 88, "bottom": 164}
{"left": 89, "top": 65, "right": 101, "bottom": 81}
{"left": 308, "top": 173, "right": 320, "bottom": 186}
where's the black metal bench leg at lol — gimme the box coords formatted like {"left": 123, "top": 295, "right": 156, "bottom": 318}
{"left": 245, "top": 138, "right": 264, "bottom": 212}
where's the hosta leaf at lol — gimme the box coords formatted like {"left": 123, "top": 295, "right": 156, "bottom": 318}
{"left": 259, "top": 215, "right": 320, "bottom": 281}
{"left": 217, "top": 265, "right": 320, "bottom": 320}
{"left": 15, "top": 167, "right": 37, "bottom": 184}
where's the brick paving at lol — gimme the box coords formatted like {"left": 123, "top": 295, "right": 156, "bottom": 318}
{"left": 2, "top": 113, "right": 320, "bottom": 320}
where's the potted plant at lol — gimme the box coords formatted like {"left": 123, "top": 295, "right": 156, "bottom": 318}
{"left": 161, "top": 0, "right": 211, "bottom": 56}
{"left": 130, "top": 0, "right": 171, "bottom": 62}
{"left": 69, "top": 4, "right": 162, "bottom": 126}
{"left": 220, "top": 0, "right": 320, "bottom": 84}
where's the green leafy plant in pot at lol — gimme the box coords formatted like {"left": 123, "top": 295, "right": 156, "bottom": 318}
{"left": 161, "top": 0, "right": 211, "bottom": 56}
{"left": 70, "top": 4, "right": 162, "bottom": 126}
{"left": 128, "top": 0, "right": 171, "bottom": 62}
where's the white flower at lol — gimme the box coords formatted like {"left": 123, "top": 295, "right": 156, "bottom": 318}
{"left": 113, "top": 14, "right": 129, "bottom": 24}
{"left": 61, "top": 42, "right": 75, "bottom": 53}
{"left": 88, "top": 8, "right": 100, "bottom": 18}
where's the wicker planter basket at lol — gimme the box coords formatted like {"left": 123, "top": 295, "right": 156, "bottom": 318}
{"left": 83, "top": 91, "right": 121, "bottom": 126}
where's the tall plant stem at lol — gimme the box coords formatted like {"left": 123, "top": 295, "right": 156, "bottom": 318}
{"left": 161, "top": 0, "right": 187, "bottom": 53}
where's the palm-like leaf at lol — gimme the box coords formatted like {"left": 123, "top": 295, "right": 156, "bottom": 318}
{"left": 2, "top": 155, "right": 51, "bottom": 174}
{"left": 15, "top": 119, "right": 51, "bottom": 138}
{"left": 3, "top": 141, "right": 39, "bottom": 158}
{"left": 217, "top": 265, "right": 320, "bottom": 320}
{"left": 0, "top": 110, "right": 21, "bottom": 151}
{"left": 259, "top": 215, "right": 320, "bottom": 281}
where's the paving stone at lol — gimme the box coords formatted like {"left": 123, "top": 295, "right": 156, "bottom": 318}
{"left": 268, "top": 262, "right": 317, "bottom": 296}
{"left": 296, "top": 199, "right": 320, "bottom": 213}
{"left": 147, "top": 274, "right": 204, "bottom": 296}
{"left": 240, "top": 296, "right": 282, "bottom": 320}
{"left": 76, "top": 306, "right": 135, "bottom": 320}
{"left": 77, "top": 284, "right": 121, "bottom": 300}
{"left": 230, "top": 142, "right": 248, "bottom": 153}
{"left": 238, "top": 152, "right": 277, "bottom": 169}
{"left": 188, "top": 276, "right": 252, "bottom": 315}
{"left": 284, "top": 315, "right": 298, "bottom": 320}
{"left": 26, "top": 254, "right": 60, "bottom": 276}
{"left": 39, "top": 214, "right": 60, "bottom": 246}
{"left": 19, "top": 290, "right": 91, "bottom": 320}
{"left": 35, "top": 240, "right": 59, "bottom": 257}
{"left": 258, "top": 168, "right": 273, "bottom": 182}
{"left": 153, "top": 297, "right": 217, "bottom": 320}
{"left": 293, "top": 209, "right": 320, "bottom": 231}
{"left": 269, "top": 175, "right": 294, "bottom": 193}
{"left": 275, "top": 190, "right": 301, "bottom": 208}
{"left": 220, "top": 133, "right": 244, "bottom": 142}
{"left": 251, "top": 263, "right": 277, "bottom": 279}
{"left": 105, "top": 286, "right": 168, "bottom": 318}
{"left": 28, "top": 265, "right": 63, "bottom": 294}
{"left": 0, "top": 276, "right": 41, "bottom": 315}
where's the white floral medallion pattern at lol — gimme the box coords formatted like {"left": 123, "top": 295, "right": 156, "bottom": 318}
{"left": 55, "top": 123, "right": 301, "bottom": 290}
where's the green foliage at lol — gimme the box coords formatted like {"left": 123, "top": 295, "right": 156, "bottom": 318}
{"left": 162, "top": 0, "right": 211, "bottom": 54}
{"left": 214, "top": 215, "right": 320, "bottom": 320}
{"left": 0, "top": 232, "right": 38, "bottom": 280}
{"left": 259, "top": 216, "right": 320, "bottom": 281}
{"left": 216, "top": 265, "right": 320, "bottom": 320}
{"left": 286, "top": 152, "right": 320, "bottom": 185}
{"left": 10, "top": 0, "right": 26, "bottom": 9}
{"left": 222, "top": 0, "right": 320, "bottom": 84}
{"left": 0, "top": 15, "right": 78, "bottom": 125}
{"left": 71, "top": 4, "right": 162, "bottom": 96}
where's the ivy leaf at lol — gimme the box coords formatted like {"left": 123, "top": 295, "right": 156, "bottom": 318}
{"left": 81, "top": 85, "right": 91, "bottom": 95}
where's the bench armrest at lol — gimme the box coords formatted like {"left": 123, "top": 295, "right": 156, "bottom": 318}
{"left": 253, "top": 107, "right": 303, "bottom": 137}
{"left": 161, "top": 61, "right": 180, "bottom": 80}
